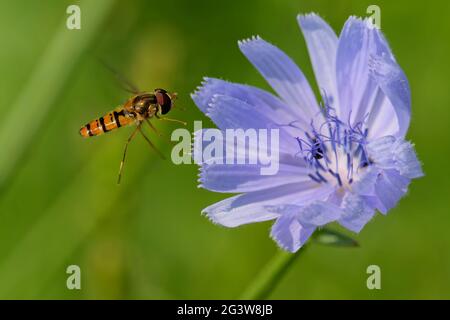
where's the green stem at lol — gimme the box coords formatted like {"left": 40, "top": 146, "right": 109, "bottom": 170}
{"left": 240, "top": 245, "right": 307, "bottom": 300}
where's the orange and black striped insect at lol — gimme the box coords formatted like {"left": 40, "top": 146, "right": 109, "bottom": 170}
{"left": 80, "top": 83, "right": 185, "bottom": 184}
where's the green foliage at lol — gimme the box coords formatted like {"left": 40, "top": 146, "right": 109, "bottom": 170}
{"left": 313, "top": 228, "right": 359, "bottom": 248}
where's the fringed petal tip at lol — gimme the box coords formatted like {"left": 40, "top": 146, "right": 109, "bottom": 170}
{"left": 393, "top": 141, "right": 424, "bottom": 179}
{"left": 197, "top": 171, "right": 204, "bottom": 187}
{"left": 201, "top": 208, "right": 217, "bottom": 223}
{"left": 344, "top": 15, "right": 372, "bottom": 26}
{"left": 201, "top": 208, "right": 236, "bottom": 229}
{"left": 367, "top": 136, "right": 423, "bottom": 179}
{"left": 237, "top": 35, "right": 262, "bottom": 47}
{"left": 269, "top": 230, "right": 299, "bottom": 253}
{"left": 191, "top": 77, "right": 210, "bottom": 97}
{"left": 204, "top": 94, "right": 223, "bottom": 118}
{"left": 297, "top": 12, "right": 320, "bottom": 19}
{"left": 270, "top": 216, "right": 315, "bottom": 253}
{"left": 296, "top": 12, "right": 324, "bottom": 27}
{"left": 200, "top": 210, "right": 215, "bottom": 226}
{"left": 191, "top": 77, "right": 229, "bottom": 113}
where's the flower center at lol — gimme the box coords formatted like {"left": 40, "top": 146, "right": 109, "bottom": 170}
{"left": 296, "top": 107, "right": 371, "bottom": 190}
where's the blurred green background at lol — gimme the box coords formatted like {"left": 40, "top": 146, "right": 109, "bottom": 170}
{"left": 0, "top": 0, "right": 448, "bottom": 299}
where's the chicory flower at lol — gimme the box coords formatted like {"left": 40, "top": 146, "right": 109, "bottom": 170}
{"left": 191, "top": 14, "right": 423, "bottom": 252}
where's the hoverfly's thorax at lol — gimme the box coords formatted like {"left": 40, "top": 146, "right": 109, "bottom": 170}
{"left": 129, "top": 93, "right": 157, "bottom": 116}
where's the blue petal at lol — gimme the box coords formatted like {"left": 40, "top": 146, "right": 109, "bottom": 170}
{"left": 374, "top": 169, "right": 410, "bottom": 214}
{"left": 392, "top": 139, "right": 423, "bottom": 178}
{"left": 203, "top": 182, "right": 333, "bottom": 227}
{"left": 352, "top": 166, "right": 380, "bottom": 196}
{"left": 369, "top": 53, "right": 411, "bottom": 138}
{"left": 299, "top": 201, "right": 343, "bottom": 226}
{"left": 270, "top": 214, "right": 315, "bottom": 252}
{"left": 199, "top": 163, "right": 310, "bottom": 193}
{"left": 339, "top": 192, "right": 375, "bottom": 233}
{"left": 268, "top": 197, "right": 344, "bottom": 252}
{"left": 192, "top": 127, "right": 300, "bottom": 167}
{"left": 191, "top": 78, "right": 298, "bottom": 126}
{"left": 298, "top": 13, "right": 339, "bottom": 110}
{"left": 238, "top": 36, "right": 320, "bottom": 121}
{"left": 351, "top": 166, "right": 411, "bottom": 215}
{"left": 267, "top": 201, "right": 343, "bottom": 227}
{"left": 336, "top": 17, "right": 408, "bottom": 138}
{"left": 205, "top": 95, "right": 299, "bottom": 151}
{"left": 366, "top": 135, "right": 396, "bottom": 166}
{"left": 367, "top": 136, "right": 423, "bottom": 179}
{"left": 206, "top": 94, "right": 274, "bottom": 129}
{"left": 336, "top": 17, "right": 378, "bottom": 121}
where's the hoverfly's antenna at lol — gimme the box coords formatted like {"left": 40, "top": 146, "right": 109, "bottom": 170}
{"left": 97, "top": 57, "right": 140, "bottom": 94}
{"left": 157, "top": 117, "right": 187, "bottom": 126}
{"left": 170, "top": 92, "right": 178, "bottom": 100}
{"left": 170, "top": 93, "right": 187, "bottom": 111}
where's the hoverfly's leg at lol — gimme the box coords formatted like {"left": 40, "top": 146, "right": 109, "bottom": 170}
{"left": 144, "top": 119, "right": 174, "bottom": 145}
{"left": 155, "top": 114, "right": 187, "bottom": 126}
{"left": 145, "top": 118, "right": 163, "bottom": 137}
{"left": 97, "top": 58, "right": 140, "bottom": 94}
{"left": 117, "top": 124, "right": 140, "bottom": 185}
{"left": 137, "top": 126, "right": 166, "bottom": 160}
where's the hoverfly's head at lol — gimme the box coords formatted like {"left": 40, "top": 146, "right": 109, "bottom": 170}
{"left": 155, "top": 88, "right": 176, "bottom": 115}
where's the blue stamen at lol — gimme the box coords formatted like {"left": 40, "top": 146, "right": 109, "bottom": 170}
{"left": 316, "top": 171, "right": 328, "bottom": 183}
{"left": 308, "top": 173, "right": 322, "bottom": 183}
{"left": 297, "top": 104, "right": 371, "bottom": 187}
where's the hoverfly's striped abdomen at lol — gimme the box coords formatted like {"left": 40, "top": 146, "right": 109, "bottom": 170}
{"left": 79, "top": 108, "right": 133, "bottom": 137}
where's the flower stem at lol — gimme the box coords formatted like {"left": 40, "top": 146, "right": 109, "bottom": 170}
{"left": 240, "top": 245, "right": 307, "bottom": 300}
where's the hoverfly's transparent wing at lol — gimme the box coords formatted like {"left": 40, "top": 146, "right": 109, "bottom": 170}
{"left": 97, "top": 58, "right": 140, "bottom": 94}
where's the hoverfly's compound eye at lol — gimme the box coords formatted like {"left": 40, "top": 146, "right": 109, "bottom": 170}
{"left": 155, "top": 89, "right": 172, "bottom": 115}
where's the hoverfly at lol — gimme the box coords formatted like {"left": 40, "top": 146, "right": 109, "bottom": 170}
{"left": 79, "top": 66, "right": 185, "bottom": 184}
